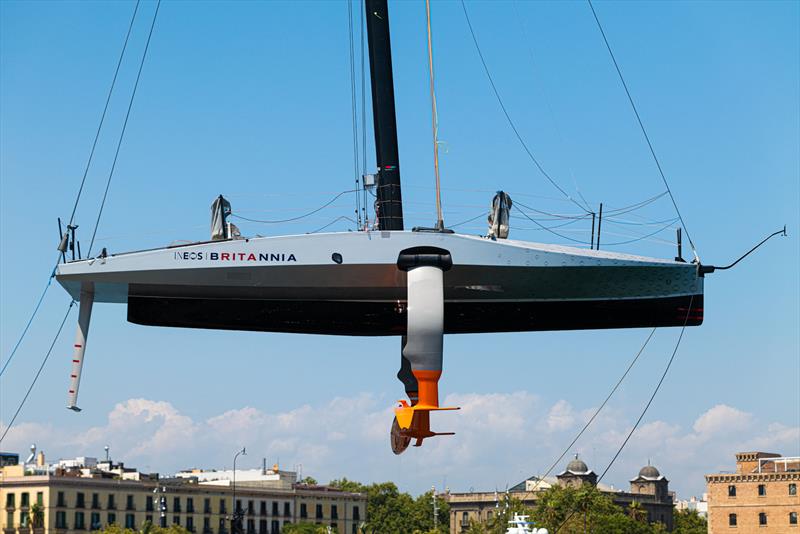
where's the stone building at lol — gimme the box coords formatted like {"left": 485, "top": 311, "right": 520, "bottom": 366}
{"left": 705, "top": 451, "right": 799, "bottom": 533}
{"left": 444, "top": 455, "right": 674, "bottom": 533}
{"left": 0, "top": 452, "right": 365, "bottom": 534}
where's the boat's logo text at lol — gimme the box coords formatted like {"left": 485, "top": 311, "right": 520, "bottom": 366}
{"left": 174, "top": 251, "right": 297, "bottom": 262}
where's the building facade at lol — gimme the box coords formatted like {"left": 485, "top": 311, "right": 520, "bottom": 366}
{"left": 1, "top": 454, "right": 365, "bottom": 534}
{"left": 706, "top": 451, "right": 799, "bottom": 533}
{"left": 444, "top": 456, "right": 674, "bottom": 533}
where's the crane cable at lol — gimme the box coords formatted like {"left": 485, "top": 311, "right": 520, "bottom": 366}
{"left": 520, "top": 328, "right": 657, "bottom": 500}
{"left": 87, "top": 0, "right": 162, "bottom": 257}
{"left": 587, "top": 0, "right": 698, "bottom": 260}
{"left": 460, "top": 0, "right": 591, "bottom": 215}
{"left": 553, "top": 298, "right": 694, "bottom": 533}
{"left": 0, "top": 302, "right": 75, "bottom": 445}
{"left": 0, "top": 0, "right": 141, "bottom": 378}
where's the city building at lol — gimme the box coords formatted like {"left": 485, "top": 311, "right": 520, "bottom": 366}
{"left": 444, "top": 455, "right": 675, "bottom": 533}
{"left": 705, "top": 451, "right": 799, "bottom": 533}
{"left": 1, "top": 449, "right": 365, "bottom": 534}
{"left": 674, "top": 494, "right": 708, "bottom": 519}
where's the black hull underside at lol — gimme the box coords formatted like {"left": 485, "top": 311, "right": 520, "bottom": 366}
{"left": 127, "top": 294, "right": 703, "bottom": 335}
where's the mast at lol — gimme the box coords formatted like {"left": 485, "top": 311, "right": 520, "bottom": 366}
{"left": 365, "top": 0, "right": 404, "bottom": 231}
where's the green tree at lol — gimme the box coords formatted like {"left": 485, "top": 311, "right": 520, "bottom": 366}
{"left": 30, "top": 503, "right": 44, "bottom": 529}
{"left": 532, "top": 485, "right": 654, "bottom": 534}
{"left": 628, "top": 501, "right": 647, "bottom": 522}
{"left": 673, "top": 509, "right": 707, "bottom": 534}
{"left": 99, "top": 524, "right": 191, "bottom": 534}
{"left": 282, "top": 523, "right": 328, "bottom": 534}
{"left": 297, "top": 477, "right": 318, "bottom": 485}
{"left": 328, "top": 480, "right": 449, "bottom": 534}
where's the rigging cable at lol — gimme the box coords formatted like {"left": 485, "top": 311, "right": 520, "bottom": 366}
{"left": 0, "top": 1, "right": 141, "bottom": 377}
{"left": 587, "top": 0, "right": 698, "bottom": 258}
{"left": 425, "top": 0, "right": 445, "bottom": 229}
{"left": 87, "top": 0, "right": 162, "bottom": 257}
{"left": 553, "top": 298, "right": 694, "bottom": 533}
{"left": 231, "top": 189, "right": 359, "bottom": 224}
{"left": 309, "top": 216, "right": 358, "bottom": 234}
{"left": 347, "top": 0, "right": 362, "bottom": 228}
{"left": 460, "top": 0, "right": 590, "bottom": 215}
{"left": 522, "top": 328, "right": 657, "bottom": 498}
{"left": 360, "top": 0, "right": 369, "bottom": 228}
{"left": 0, "top": 301, "right": 75, "bottom": 445}
{"left": 68, "top": 0, "right": 141, "bottom": 227}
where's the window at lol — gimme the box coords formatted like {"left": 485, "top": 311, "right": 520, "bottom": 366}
{"left": 331, "top": 505, "right": 338, "bottom": 520}
{"left": 174, "top": 497, "right": 182, "bottom": 513}
{"left": 248, "top": 501, "right": 254, "bottom": 515}
{"left": 107, "top": 512, "right": 116, "bottom": 525}
{"left": 272, "top": 502, "right": 279, "bottom": 516}
{"left": 259, "top": 519, "right": 267, "bottom": 534}
{"left": 260, "top": 502, "right": 267, "bottom": 516}
{"left": 790, "top": 483, "right": 797, "bottom": 496}
{"left": 125, "top": 514, "right": 135, "bottom": 529}
{"left": 21, "top": 493, "right": 30, "bottom": 508}
{"left": 146, "top": 496, "right": 154, "bottom": 512}
{"left": 351, "top": 526, "right": 357, "bottom": 534}
{"left": 299, "top": 504, "right": 307, "bottom": 519}
{"left": 205, "top": 498, "right": 212, "bottom": 514}
{"left": 187, "top": 498, "right": 195, "bottom": 514}
{"left": 127, "top": 495, "right": 136, "bottom": 511}
{"left": 107, "top": 495, "right": 116, "bottom": 510}
{"left": 283, "top": 503, "right": 290, "bottom": 517}
{"left": 92, "top": 494, "right": 100, "bottom": 510}
{"left": 218, "top": 518, "right": 226, "bottom": 534}
{"left": 5, "top": 493, "right": 14, "bottom": 508}
{"left": 247, "top": 519, "right": 255, "bottom": 534}
{"left": 76, "top": 493, "right": 85, "bottom": 509}
{"left": 759, "top": 512, "right": 767, "bottom": 526}
{"left": 90, "top": 512, "right": 101, "bottom": 530}
{"left": 56, "top": 511, "right": 67, "bottom": 529}
{"left": 75, "top": 511, "right": 86, "bottom": 530}
{"left": 270, "top": 520, "right": 279, "bottom": 534}
{"left": 57, "top": 492, "right": 66, "bottom": 508}
{"left": 315, "top": 504, "right": 323, "bottom": 519}
{"left": 203, "top": 517, "right": 211, "bottom": 534}
{"left": 173, "top": 516, "right": 181, "bottom": 526}
{"left": 790, "top": 512, "right": 798, "bottom": 525}
{"left": 6, "top": 512, "right": 14, "bottom": 530}
{"left": 219, "top": 499, "right": 227, "bottom": 515}
{"left": 487, "top": 511, "right": 493, "bottom": 521}
{"left": 728, "top": 513, "right": 737, "bottom": 526}
{"left": 758, "top": 484, "right": 766, "bottom": 497}
{"left": 461, "top": 512, "right": 469, "bottom": 525}
{"left": 145, "top": 515, "right": 153, "bottom": 525}
{"left": 36, "top": 493, "right": 43, "bottom": 507}
{"left": 352, "top": 507, "right": 359, "bottom": 521}
{"left": 236, "top": 500, "right": 243, "bottom": 514}
{"left": 21, "top": 511, "right": 30, "bottom": 528}
{"left": 187, "top": 517, "right": 195, "bottom": 533}
{"left": 330, "top": 523, "right": 336, "bottom": 531}
{"left": 728, "top": 485, "right": 736, "bottom": 497}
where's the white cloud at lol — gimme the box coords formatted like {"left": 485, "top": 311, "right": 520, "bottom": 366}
{"left": 1, "top": 396, "right": 797, "bottom": 500}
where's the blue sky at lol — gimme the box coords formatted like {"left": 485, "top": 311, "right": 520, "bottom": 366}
{"left": 1, "top": 0, "right": 798, "bottom": 499}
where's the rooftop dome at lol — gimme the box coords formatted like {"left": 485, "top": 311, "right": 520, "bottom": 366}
{"left": 639, "top": 464, "right": 660, "bottom": 478}
{"left": 566, "top": 456, "right": 589, "bottom": 474}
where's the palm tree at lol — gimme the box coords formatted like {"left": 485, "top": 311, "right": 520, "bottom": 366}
{"left": 31, "top": 503, "right": 45, "bottom": 529}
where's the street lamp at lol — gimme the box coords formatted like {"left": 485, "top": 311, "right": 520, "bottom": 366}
{"left": 231, "top": 447, "right": 246, "bottom": 534}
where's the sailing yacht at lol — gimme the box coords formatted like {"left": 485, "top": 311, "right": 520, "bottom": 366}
{"left": 54, "top": 0, "right": 704, "bottom": 453}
